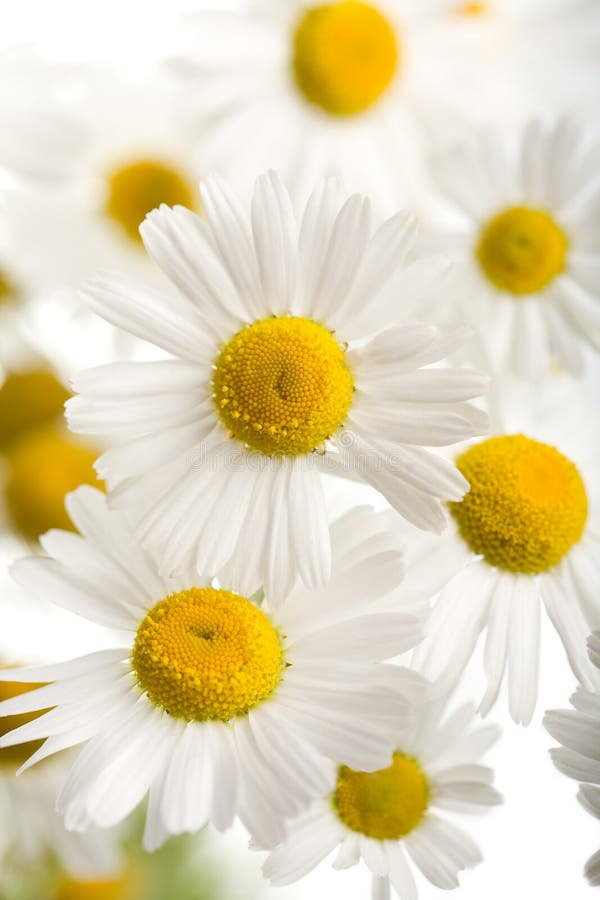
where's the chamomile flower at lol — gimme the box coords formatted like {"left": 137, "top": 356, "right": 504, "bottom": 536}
{"left": 5, "top": 65, "right": 201, "bottom": 296}
{"left": 409, "top": 379, "right": 600, "bottom": 725}
{"left": 0, "top": 368, "right": 101, "bottom": 543}
{"left": 0, "top": 489, "right": 428, "bottom": 851}
{"left": 263, "top": 696, "right": 501, "bottom": 899}
{"left": 545, "top": 632, "right": 600, "bottom": 887}
{"left": 168, "top": 0, "right": 598, "bottom": 212}
{"left": 423, "top": 120, "right": 600, "bottom": 378}
{"left": 67, "top": 173, "right": 488, "bottom": 601}
{"left": 0, "top": 678, "right": 121, "bottom": 881}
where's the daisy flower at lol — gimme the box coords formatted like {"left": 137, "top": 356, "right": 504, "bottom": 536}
{"left": 166, "top": 0, "right": 529, "bottom": 212}
{"left": 67, "top": 172, "right": 488, "bottom": 600}
{"left": 4, "top": 64, "right": 202, "bottom": 297}
{"left": 0, "top": 367, "right": 102, "bottom": 543}
{"left": 423, "top": 119, "right": 600, "bottom": 378}
{"left": 263, "top": 695, "right": 501, "bottom": 899}
{"left": 0, "top": 488, "right": 428, "bottom": 851}
{"left": 545, "top": 632, "right": 600, "bottom": 887}
{"left": 0, "top": 678, "right": 121, "bottom": 882}
{"left": 409, "top": 378, "right": 600, "bottom": 725}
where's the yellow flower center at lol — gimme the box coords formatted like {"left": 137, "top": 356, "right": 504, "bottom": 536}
{"left": 0, "top": 679, "right": 50, "bottom": 770}
{"left": 106, "top": 158, "right": 197, "bottom": 243}
{"left": 476, "top": 206, "right": 568, "bottom": 295}
{"left": 333, "top": 753, "right": 429, "bottom": 840}
{"left": 292, "top": 1, "right": 399, "bottom": 116}
{"left": 450, "top": 435, "right": 588, "bottom": 574}
{"left": 212, "top": 317, "right": 354, "bottom": 457}
{"left": 55, "top": 875, "right": 131, "bottom": 900}
{"left": 454, "top": 1, "right": 488, "bottom": 15}
{"left": 4, "top": 427, "right": 102, "bottom": 542}
{"left": 132, "top": 587, "right": 285, "bottom": 722}
{"left": 0, "top": 369, "right": 69, "bottom": 452}
{"left": 0, "top": 268, "right": 19, "bottom": 306}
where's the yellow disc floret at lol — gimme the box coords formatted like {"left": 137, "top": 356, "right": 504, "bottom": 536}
{"left": 333, "top": 752, "right": 429, "bottom": 840}
{"left": 0, "top": 679, "right": 50, "bottom": 770}
{"left": 454, "top": 1, "right": 488, "bottom": 15}
{"left": 476, "top": 206, "right": 568, "bottom": 295}
{"left": 4, "top": 427, "right": 102, "bottom": 541}
{"left": 450, "top": 434, "right": 588, "bottom": 574}
{"left": 106, "top": 158, "right": 197, "bottom": 243}
{"left": 212, "top": 316, "right": 354, "bottom": 456}
{"left": 0, "top": 369, "right": 69, "bottom": 452}
{"left": 0, "top": 268, "right": 19, "bottom": 306}
{"left": 132, "top": 587, "right": 285, "bottom": 722}
{"left": 293, "top": 1, "right": 399, "bottom": 116}
{"left": 55, "top": 875, "right": 132, "bottom": 900}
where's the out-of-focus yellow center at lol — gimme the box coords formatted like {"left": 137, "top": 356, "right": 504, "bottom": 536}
{"left": 55, "top": 874, "right": 131, "bottom": 900}
{"left": 293, "top": 1, "right": 399, "bottom": 116}
{"left": 333, "top": 753, "right": 429, "bottom": 839}
{"left": 454, "top": 1, "right": 488, "bottom": 15}
{"left": 476, "top": 206, "right": 568, "bottom": 295}
{"left": 0, "top": 370, "right": 69, "bottom": 452}
{"left": 4, "top": 427, "right": 102, "bottom": 541}
{"left": 106, "top": 158, "right": 197, "bottom": 243}
{"left": 132, "top": 587, "right": 285, "bottom": 722}
{"left": 450, "top": 435, "right": 588, "bottom": 574}
{"left": 213, "top": 317, "right": 354, "bottom": 456}
{"left": 0, "top": 268, "right": 19, "bottom": 306}
{"left": 0, "top": 679, "right": 49, "bottom": 770}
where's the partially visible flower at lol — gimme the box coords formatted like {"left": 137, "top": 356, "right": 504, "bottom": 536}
{"left": 409, "top": 378, "right": 600, "bottom": 725}
{"left": 0, "top": 677, "right": 121, "bottom": 884}
{"left": 67, "top": 172, "right": 487, "bottom": 600}
{"left": 4, "top": 64, "right": 202, "bottom": 298}
{"left": 420, "top": 120, "right": 600, "bottom": 378}
{"left": 545, "top": 632, "right": 600, "bottom": 887}
{"left": 0, "top": 368, "right": 102, "bottom": 543}
{"left": 0, "top": 490, "right": 427, "bottom": 851}
{"left": 263, "top": 694, "right": 501, "bottom": 899}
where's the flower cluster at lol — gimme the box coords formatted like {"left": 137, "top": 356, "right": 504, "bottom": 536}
{"left": 0, "top": 2, "right": 598, "bottom": 898}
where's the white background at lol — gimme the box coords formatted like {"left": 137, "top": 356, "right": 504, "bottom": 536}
{"left": 0, "top": 1, "right": 596, "bottom": 898}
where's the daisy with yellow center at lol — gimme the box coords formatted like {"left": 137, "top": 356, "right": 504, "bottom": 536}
{"left": 4, "top": 66, "right": 201, "bottom": 301}
{"left": 545, "top": 632, "right": 600, "bottom": 887}
{"left": 0, "top": 677, "right": 123, "bottom": 884}
{"left": 424, "top": 120, "right": 600, "bottom": 377}
{"left": 0, "top": 369, "right": 101, "bottom": 542}
{"left": 167, "top": 0, "right": 540, "bottom": 213}
{"left": 410, "top": 380, "right": 600, "bottom": 725}
{"left": 67, "top": 173, "right": 487, "bottom": 601}
{"left": 0, "top": 489, "right": 427, "bottom": 849}
{"left": 263, "top": 696, "right": 501, "bottom": 899}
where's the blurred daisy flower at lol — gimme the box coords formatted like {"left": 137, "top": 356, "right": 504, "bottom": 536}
{"left": 263, "top": 695, "right": 501, "bottom": 899}
{"left": 423, "top": 120, "right": 600, "bottom": 378}
{"left": 0, "top": 492, "right": 427, "bottom": 851}
{"left": 545, "top": 632, "right": 600, "bottom": 887}
{"left": 67, "top": 172, "right": 488, "bottom": 600}
{"left": 167, "top": 0, "right": 598, "bottom": 212}
{"left": 4, "top": 65, "right": 202, "bottom": 298}
{"left": 0, "top": 677, "right": 122, "bottom": 887}
{"left": 0, "top": 367, "right": 101, "bottom": 544}
{"left": 408, "top": 378, "right": 600, "bottom": 725}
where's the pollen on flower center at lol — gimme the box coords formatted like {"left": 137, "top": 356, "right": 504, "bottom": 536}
{"left": 0, "top": 268, "right": 18, "bottom": 306}
{"left": 454, "top": 1, "right": 488, "bottom": 15}
{"left": 106, "top": 158, "right": 197, "bottom": 243}
{"left": 333, "top": 753, "right": 429, "bottom": 840}
{"left": 292, "top": 1, "right": 399, "bottom": 116}
{"left": 476, "top": 206, "right": 568, "bottom": 295}
{"left": 212, "top": 316, "right": 354, "bottom": 457}
{"left": 450, "top": 435, "right": 588, "bottom": 574}
{"left": 5, "top": 427, "right": 102, "bottom": 541}
{"left": 0, "top": 679, "right": 50, "bottom": 770}
{"left": 132, "top": 587, "right": 285, "bottom": 722}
